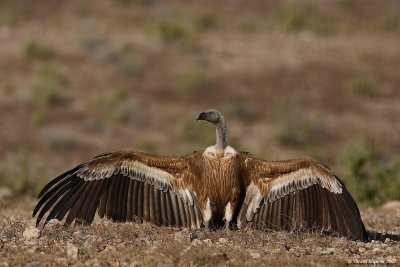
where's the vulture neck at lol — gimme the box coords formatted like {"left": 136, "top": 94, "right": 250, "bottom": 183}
{"left": 215, "top": 116, "right": 227, "bottom": 152}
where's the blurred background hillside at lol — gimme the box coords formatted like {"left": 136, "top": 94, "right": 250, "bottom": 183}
{"left": 0, "top": 0, "right": 399, "bottom": 206}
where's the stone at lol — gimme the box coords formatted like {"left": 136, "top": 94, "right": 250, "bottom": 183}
{"left": 321, "top": 248, "right": 335, "bottom": 255}
{"left": 218, "top": 238, "right": 228, "bottom": 244}
{"left": 381, "top": 201, "right": 400, "bottom": 212}
{"left": 249, "top": 251, "right": 261, "bottom": 259}
{"left": 0, "top": 187, "right": 12, "bottom": 201}
{"left": 66, "top": 242, "right": 78, "bottom": 260}
{"left": 101, "top": 245, "right": 116, "bottom": 254}
{"left": 23, "top": 227, "right": 40, "bottom": 240}
{"left": 372, "top": 248, "right": 382, "bottom": 253}
{"left": 202, "top": 239, "right": 212, "bottom": 245}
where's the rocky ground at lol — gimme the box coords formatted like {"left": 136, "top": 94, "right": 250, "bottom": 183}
{"left": 0, "top": 193, "right": 399, "bottom": 266}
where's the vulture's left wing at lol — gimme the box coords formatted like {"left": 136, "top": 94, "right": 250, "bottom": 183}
{"left": 238, "top": 154, "right": 368, "bottom": 241}
{"left": 33, "top": 150, "right": 202, "bottom": 229}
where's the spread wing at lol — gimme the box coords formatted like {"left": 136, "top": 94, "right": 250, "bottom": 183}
{"left": 238, "top": 154, "right": 368, "bottom": 241}
{"left": 33, "top": 150, "right": 202, "bottom": 229}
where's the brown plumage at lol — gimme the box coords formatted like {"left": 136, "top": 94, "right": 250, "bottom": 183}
{"left": 33, "top": 109, "right": 368, "bottom": 241}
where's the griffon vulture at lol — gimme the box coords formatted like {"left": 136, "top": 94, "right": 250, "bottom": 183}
{"left": 33, "top": 109, "right": 368, "bottom": 241}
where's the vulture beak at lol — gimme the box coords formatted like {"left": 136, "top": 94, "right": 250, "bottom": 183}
{"left": 197, "top": 112, "right": 206, "bottom": 121}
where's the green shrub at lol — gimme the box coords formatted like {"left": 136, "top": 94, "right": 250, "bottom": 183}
{"left": 195, "top": 11, "right": 217, "bottom": 31}
{"left": 32, "top": 109, "right": 47, "bottom": 127}
{"left": 157, "top": 18, "right": 200, "bottom": 48}
{"left": 272, "top": 103, "right": 322, "bottom": 147}
{"left": 136, "top": 139, "right": 158, "bottom": 154}
{"left": 223, "top": 102, "right": 251, "bottom": 120}
{"left": 346, "top": 76, "right": 376, "bottom": 98}
{"left": 276, "top": 5, "right": 336, "bottom": 35}
{"left": 375, "top": 11, "right": 400, "bottom": 33}
{"left": 25, "top": 41, "right": 55, "bottom": 61}
{"left": 159, "top": 19, "right": 189, "bottom": 44}
{"left": 174, "top": 70, "right": 209, "bottom": 96}
{"left": 179, "top": 119, "right": 215, "bottom": 147}
{"left": 111, "top": 0, "right": 151, "bottom": 5}
{"left": 0, "top": 153, "right": 54, "bottom": 197}
{"left": 31, "top": 65, "right": 67, "bottom": 106}
{"left": 341, "top": 138, "right": 400, "bottom": 205}
{"left": 278, "top": 6, "right": 306, "bottom": 33}
{"left": 3, "top": 82, "right": 16, "bottom": 95}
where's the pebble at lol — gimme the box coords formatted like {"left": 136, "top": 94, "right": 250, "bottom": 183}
{"left": 174, "top": 231, "right": 188, "bottom": 241}
{"left": 66, "top": 242, "right": 78, "bottom": 260}
{"left": 381, "top": 201, "right": 400, "bottom": 212}
{"left": 192, "top": 239, "right": 202, "bottom": 246}
{"left": 0, "top": 187, "right": 13, "bottom": 201}
{"left": 249, "top": 251, "right": 261, "bottom": 259}
{"left": 23, "top": 227, "right": 40, "bottom": 240}
{"left": 320, "top": 248, "right": 335, "bottom": 255}
{"left": 101, "top": 245, "right": 116, "bottom": 254}
{"left": 358, "top": 247, "right": 366, "bottom": 253}
{"left": 203, "top": 239, "right": 212, "bottom": 245}
{"left": 372, "top": 248, "right": 381, "bottom": 253}
{"left": 218, "top": 238, "right": 228, "bottom": 244}
{"left": 85, "top": 259, "right": 101, "bottom": 267}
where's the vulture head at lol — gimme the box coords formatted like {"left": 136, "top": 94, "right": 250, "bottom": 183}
{"left": 196, "top": 109, "right": 223, "bottom": 125}
{"left": 197, "top": 109, "right": 227, "bottom": 153}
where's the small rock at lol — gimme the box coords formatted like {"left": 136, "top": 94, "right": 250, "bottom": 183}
{"left": 321, "top": 248, "right": 335, "bottom": 255}
{"left": 73, "top": 231, "right": 82, "bottom": 237}
{"left": 249, "top": 251, "right": 261, "bottom": 259}
{"left": 174, "top": 231, "right": 197, "bottom": 242}
{"left": 174, "top": 232, "right": 186, "bottom": 241}
{"left": 372, "top": 248, "right": 381, "bottom": 253}
{"left": 101, "top": 245, "right": 116, "bottom": 254}
{"left": 203, "top": 239, "right": 212, "bottom": 245}
{"left": 384, "top": 238, "right": 391, "bottom": 243}
{"left": 218, "top": 238, "right": 228, "bottom": 244}
{"left": 358, "top": 247, "right": 366, "bottom": 254}
{"left": 381, "top": 201, "right": 400, "bottom": 212}
{"left": 0, "top": 187, "right": 13, "bottom": 201}
{"left": 270, "top": 248, "right": 281, "bottom": 254}
{"left": 138, "top": 237, "right": 152, "bottom": 245}
{"left": 85, "top": 259, "right": 100, "bottom": 267}
{"left": 46, "top": 219, "right": 61, "bottom": 227}
{"left": 189, "top": 232, "right": 197, "bottom": 242}
{"left": 23, "top": 227, "right": 40, "bottom": 240}
{"left": 55, "top": 257, "right": 67, "bottom": 265}
{"left": 192, "top": 239, "right": 202, "bottom": 246}
{"left": 66, "top": 242, "right": 78, "bottom": 260}
{"left": 83, "top": 235, "right": 96, "bottom": 249}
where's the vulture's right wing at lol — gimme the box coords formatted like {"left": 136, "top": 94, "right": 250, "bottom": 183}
{"left": 33, "top": 150, "right": 202, "bottom": 229}
{"left": 238, "top": 154, "right": 368, "bottom": 241}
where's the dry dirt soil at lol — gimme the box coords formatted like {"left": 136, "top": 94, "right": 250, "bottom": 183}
{"left": 0, "top": 194, "right": 399, "bottom": 266}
